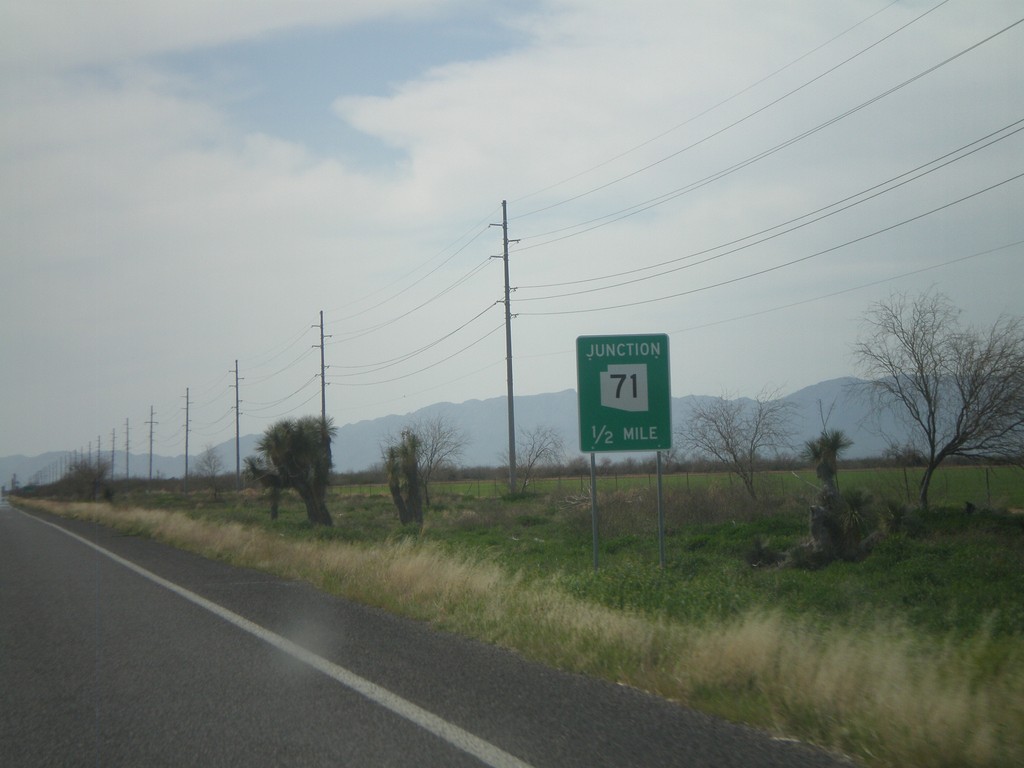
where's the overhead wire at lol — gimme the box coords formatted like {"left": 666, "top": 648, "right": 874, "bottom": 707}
{"left": 517, "top": 171, "right": 1024, "bottom": 317}
{"left": 329, "top": 322, "right": 506, "bottom": 387}
{"left": 515, "top": 119, "right": 1024, "bottom": 299}
{"left": 329, "top": 256, "right": 496, "bottom": 343}
{"left": 241, "top": 322, "right": 316, "bottom": 372}
{"left": 512, "top": 15, "right": 1024, "bottom": 255}
{"left": 244, "top": 378, "right": 322, "bottom": 419}
{"left": 189, "top": 405, "right": 236, "bottom": 437}
{"left": 508, "top": 1, "right": 905, "bottom": 207}
{"left": 669, "top": 239, "right": 1024, "bottom": 335}
{"left": 510, "top": 0, "right": 953, "bottom": 221}
{"left": 332, "top": 358, "right": 506, "bottom": 415}
{"left": 244, "top": 375, "right": 320, "bottom": 411}
{"left": 515, "top": 239, "right": 1024, "bottom": 367}
{"left": 189, "top": 370, "right": 233, "bottom": 408}
{"left": 246, "top": 390, "right": 323, "bottom": 420}
{"left": 245, "top": 346, "right": 318, "bottom": 386}
{"left": 329, "top": 303, "right": 500, "bottom": 375}
{"left": 326, "top": 218, "right": 497, "bottom": 326}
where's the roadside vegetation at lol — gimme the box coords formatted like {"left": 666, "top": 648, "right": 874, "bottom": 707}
{"left": 16, "top": 460, "right": 1024, "bottom": 768}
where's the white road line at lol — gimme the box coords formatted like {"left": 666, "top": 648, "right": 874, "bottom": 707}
{"left": 17, "top": 508, "right": 535, "bottom": 768}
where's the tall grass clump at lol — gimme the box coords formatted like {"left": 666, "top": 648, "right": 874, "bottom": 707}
{"left": 678, "top": 612, "right": 1022, "bottom": 767}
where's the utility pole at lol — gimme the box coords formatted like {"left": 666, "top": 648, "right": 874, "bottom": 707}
{"left": 146, "top": 406, "right": 157, "bottom": 482}
{"left": 110, "top": 428, "right": 116, "bottom": 478}
{"left": 231, "top": 360, "right": 242, "bottom": 491}
{"left": 494, "top": 200, "right": 518, "bottom": 495}
{"left": 124, "top": 418, "right": 130, "bottom": 479}
{"left": 183, "top": 387, "right": 191, "bottom": 493}
{"left": 316, "top": 310, "right": 330, "bottom": 426}
{"left": 315, "top": 311, "right": 332, "bottom": 470}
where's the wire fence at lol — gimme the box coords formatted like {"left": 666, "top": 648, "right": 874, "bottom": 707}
{"left": 331, "top": 465, "right": 1024, "bottom": 509}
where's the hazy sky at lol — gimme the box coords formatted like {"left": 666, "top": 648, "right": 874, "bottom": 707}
{"left": 2, "top": 0, "right": 1022, "bottom": 461}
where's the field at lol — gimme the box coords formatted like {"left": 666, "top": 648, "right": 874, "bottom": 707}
{"left": 17, "top": 463, "right": 1024, "bottom": 768}
{"left": 338, "top": 464, "right": 1024, "bottom": 509}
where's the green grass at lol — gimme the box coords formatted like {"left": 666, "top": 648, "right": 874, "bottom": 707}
{"left": 334, "top": 464, "right": 1024, "bottom": 508}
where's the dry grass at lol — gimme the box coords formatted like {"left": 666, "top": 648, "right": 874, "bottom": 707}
{"left": 23, "top": 499, "right": 1024, "bottom": 768}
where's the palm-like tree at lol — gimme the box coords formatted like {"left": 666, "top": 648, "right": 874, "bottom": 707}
{"left": 802, "top": 428, "right": 853, "bottom": 498}
{"left": 803, "top": 428, "right": 862, "bottom": 561}
{"left": 243, "top": 454, "right": 282, "bottom": 519}
{"left": 382, "top": 429, "right": 423, "bottom": 526}
{"left": 255, "top": 416, "right": 336, "bottom": 526}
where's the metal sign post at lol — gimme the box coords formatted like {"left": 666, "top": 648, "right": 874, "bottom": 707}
{"left": 590, "top": 453, "right": 599, "bottom": 572}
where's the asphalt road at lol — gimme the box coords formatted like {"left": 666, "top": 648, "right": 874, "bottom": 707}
{"left": 0, "top": 499, "right": 856, "bottom": 767}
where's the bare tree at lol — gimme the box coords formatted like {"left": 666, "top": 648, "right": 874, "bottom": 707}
{"left": 195, "top": 444, "right": 225, "bottom": 499}
{"left": 681, "top": 388, "right": 794, "bottom": 499}
{"left": 510, "top": 425, "right": 564, "bottom": 494}
{"left": 63, "top": 457, "right": 111, "bottom": 501}
{"left": 853, "top": 290, "right": 1024, "bottom": 508}
{"left": 411, "top": 414, "right": 467, "bottom": 507}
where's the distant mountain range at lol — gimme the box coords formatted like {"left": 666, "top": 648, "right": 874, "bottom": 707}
{"left": 2, "top": 377, "right": 905, "bottom": 488}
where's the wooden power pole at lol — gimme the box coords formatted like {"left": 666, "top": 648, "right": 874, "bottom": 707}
{"left": 500, "top": 201, "right": 517, "bottom": 495}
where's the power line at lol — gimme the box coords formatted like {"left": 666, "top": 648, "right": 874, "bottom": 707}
{"left": 189, "top": 407, "right": 236, "bottom": 439}
{"left": 328, "top": 257, "right": 495, "bottom": 344}
{"left": 243, "top": 376, "right": 320, "bottom": 413}
{"left": 515, "top": 119, "right": 1024, "bottom": 299}
{"left": 243, "top": 322, "right": 319, "bottom": 373}
{"left": 245, "top": 389, "right": 322, "bottom": 421}
{"left": 328, "top": 322, "right": 506, "bottom": 387}
{"left": 511, "top": 15, "right": 1024, "bottom": 255}
{"left": 513, "top": 239, "right": 1024, "bottom": 371}
{"left": 331, "top": 359, "right": 506, "bottom": 416}
{"left": 245, "top": 346, "right": 317, "bottom": 386}
{"left": 517, "top": 171, "right": 1024, "bottom": 317}
{"left": 326, "top": 219, "right": 497, "bottom": 325}
{"left": 669, "top": 239, "right": 1024, "bottom": 335}
{"left": 329, "top": 303, "right": 498, "bottom": 376}
{"left": 510, "top": 0, "right": 953, "bottom": 219}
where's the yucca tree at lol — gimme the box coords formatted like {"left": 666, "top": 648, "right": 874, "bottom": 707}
{"left": 382, "top": 429, "right": 423, "bottom": 526}
{"left": 802, "top": 428, "right": 854, "bottom": 499}
{"left": 255, "top": 416, "right": 336, "bottom": 526}
{"left": 243, "top": 454, "right": 282, "bottom": 519}
{"left": 383, "top": 444, "right": 408, "bottom": 523}
{"left": 803, "top": 428, "right": 861, "bottom": 561}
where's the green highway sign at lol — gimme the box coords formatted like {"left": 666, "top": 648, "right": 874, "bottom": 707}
{"left": 576, "top": 334, "right": 672, "bottom": 452}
